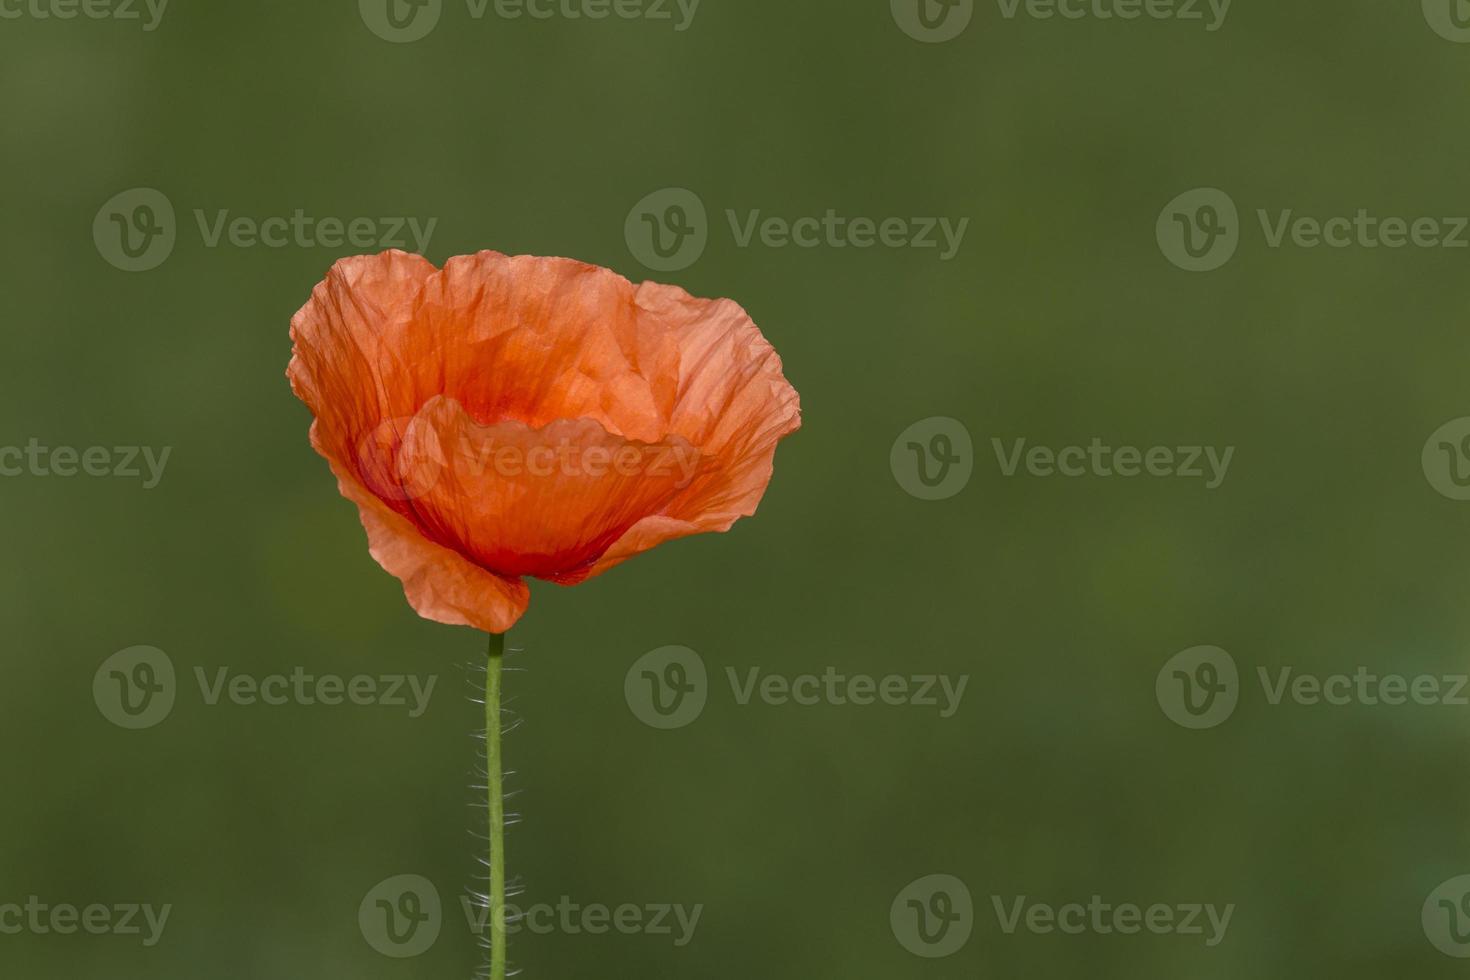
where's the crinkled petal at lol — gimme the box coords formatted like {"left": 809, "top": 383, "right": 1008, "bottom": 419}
{"left": 557, "top": 282, "right": 801, "bottom": 583}
{"left": 287, "top": 250, "right": 801, "bottom": 626}
{"left": 395, "top": 396, "right": 700, "bottom": 579}
{"left": 314, "top": 423, "right": 530, "bottom": 633}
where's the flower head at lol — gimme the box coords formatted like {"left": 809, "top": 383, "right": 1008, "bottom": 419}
{"left": 287, "top": 250, "right": 801, "bottom": 632}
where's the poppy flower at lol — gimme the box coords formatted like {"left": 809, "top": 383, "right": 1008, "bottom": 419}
{"left": 286, "top": 249, "right": 801, "bottom": 634}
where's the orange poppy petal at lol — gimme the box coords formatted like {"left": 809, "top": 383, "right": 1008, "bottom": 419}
{"left": 287, "top": 250, "right": 439, "bottom": 474}
{"left": 394, "top": 396, "right": 700, "bottom": 579}
{"left": 417, "top": 251, "right": 681, "bottom": 444}
{"left": 288, "top": 250, "right": 800, "bottom": 628}
{"left": 315, "top": 423, "right": 531, "bottom": 633}
{"left": 556, "top": 282, "right": 801, "bottom": 583}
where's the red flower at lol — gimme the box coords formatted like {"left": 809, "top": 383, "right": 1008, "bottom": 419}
{"left": 288, "top": 250, "right": 801, "bottom": 632}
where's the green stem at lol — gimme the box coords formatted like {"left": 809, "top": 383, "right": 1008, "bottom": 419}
{"left": 485, "top": 631, "right": 506, "bottom": 980}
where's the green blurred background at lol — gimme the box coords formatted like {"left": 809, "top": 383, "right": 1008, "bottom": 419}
{"left": 5, "top": 0, "right": 1470, "bottom": 976}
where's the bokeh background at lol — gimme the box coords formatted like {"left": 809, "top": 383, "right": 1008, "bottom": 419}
{"left": 4, "top": 0, "right": 1470, "bottom": 976}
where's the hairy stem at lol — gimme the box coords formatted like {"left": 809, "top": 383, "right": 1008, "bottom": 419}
{"left": 485, "top": 630, "right": 506, "bottom": 980}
